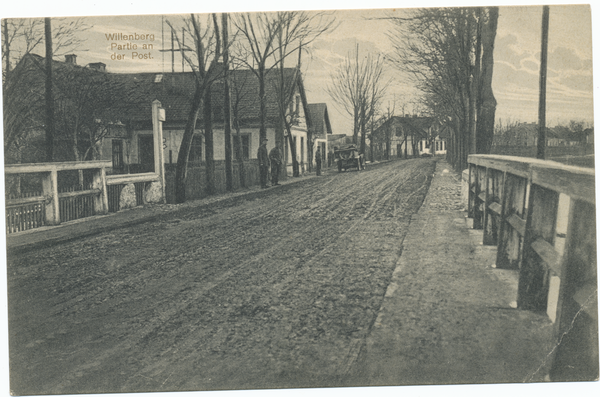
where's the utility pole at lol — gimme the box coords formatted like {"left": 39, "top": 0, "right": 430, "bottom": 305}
{"left": 45, "top": 18, "right": 55, "bottom": 162}
{"left": 537, "top": 6, "right": 549, "bottom": 159}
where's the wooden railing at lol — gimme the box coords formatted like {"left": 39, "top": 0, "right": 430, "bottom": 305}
{"left": 5, "top": 191, "right": 45, "bottom": 233}
{"left": 468, "top": 154, "right": 597, "bottom": 379}
{"left": 105, "top": 172, "right": 160, "bottom": 212}
{"left": 5, "top": 161, "right": 111, "bottom": 229}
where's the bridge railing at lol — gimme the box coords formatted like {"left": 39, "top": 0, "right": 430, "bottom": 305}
{"left": 5, "top": 161, "right": 111, "bottom": 231}
{"left": 468, "top": 154, "right": 597, "bottom": 378}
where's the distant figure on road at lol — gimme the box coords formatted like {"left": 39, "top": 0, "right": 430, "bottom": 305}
{"left": 258, "top": 138, "right": 270, "bottom": 189}
{"left": 269, "top": 146, "right": 282, "bottom": 186}
{"left": 328, "top": 150, "right": 333, "bottom": 167}
{"left": 315, "top": 146, "right": 322, "bottom": 176}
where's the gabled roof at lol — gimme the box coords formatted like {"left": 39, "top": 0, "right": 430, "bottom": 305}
{"left": 374, "top": 116, "right": 433, "bottom": 138}
{"left": 307, "top": 103, "right": 333, "bottom": 136}
{"left": 112, "top": 67, "right": 304, "bottom": 125}
{"left": 11, "top": 54, "right": 308, "bottom": 128}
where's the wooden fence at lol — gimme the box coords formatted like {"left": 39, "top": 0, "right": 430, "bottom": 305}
{"left": 468, "top": 154, "right": 597, "bottom": 380}
{"left": 5, "top": 191, "right": 45, "bottom": 234}
{"left": 5, "top": 161, "right": 111, "bottom": 233}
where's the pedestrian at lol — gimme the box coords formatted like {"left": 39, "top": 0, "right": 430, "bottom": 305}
{"left": 315, "top": 146, "right": 322, "bottom": 176}
{"left": 258, "top": 137, "right": 270, "bottom": 188}
{"left": 269, "top": 145, "right": 282, "bottom": 186}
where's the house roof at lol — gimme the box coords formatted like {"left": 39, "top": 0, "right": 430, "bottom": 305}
{"left": 12, "top": 54, "right": 308, "bottom": 128}
{"left": 306, "top": 103, "right": 333, "bottom": 136}
{"left": 112, "top": 67, "right": 304, "bottom": 126}
{"left": 374, "top": 116, "right": 434, "bottom": 138}
{"left": 505, "top": 122, "right": 538, "bottom": 138}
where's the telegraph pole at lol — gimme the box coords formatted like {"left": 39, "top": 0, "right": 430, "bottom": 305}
{"left": 537, "top": 6, "right": 549, "bottom": 159}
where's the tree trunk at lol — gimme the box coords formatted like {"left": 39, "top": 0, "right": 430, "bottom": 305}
{"left": 175, "top": 85, "right": 203, "bottom": 203}
{"left": 476, "top": 7, "right": 499, "bottom": 155}
{"left": 234, "top": 124, "right": 246, "bottom": 188}
{"left": 258, "top": 65, "right": 267, "bottom": 143}
{"left": 286, "top": 127, "right": 299, "bottom": 177}
{"left": 470, "top": 8, "right": 482, "bottom": 154}
{"left": 222, "top": 14, "right": 233, "bottom": 192}
{"left": 204, "top": 85, "right": 215, "bottom": 195}
{"left": 44, "top": 18, "right": 55, "bottom": 162}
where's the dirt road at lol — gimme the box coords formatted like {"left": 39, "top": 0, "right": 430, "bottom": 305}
{"left": 8, "top": 158, "right": 436, "bottom": 394}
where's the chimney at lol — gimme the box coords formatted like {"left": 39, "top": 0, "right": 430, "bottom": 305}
{"left": 87, "top": 62, "right": 106, "bottom": 72}
{"left": 65, "top": 54, "right": 77, "bottom": 64}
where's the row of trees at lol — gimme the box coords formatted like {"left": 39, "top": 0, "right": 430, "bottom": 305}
{"left": 3, "top": 13, "right": 335, "bottom": 202}
{"left": 167, "top": 12, "right": 334, "bottom": 202}
{"left": 387, "top": 7, "right": 499, "bottom": 170}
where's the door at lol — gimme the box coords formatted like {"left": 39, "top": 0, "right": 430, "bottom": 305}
{"left": 138, "top": 135, "right": 154, "bottom": 173}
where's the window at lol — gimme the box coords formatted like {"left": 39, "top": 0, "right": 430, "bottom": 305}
{"left": 233, "top": 134, "right": 250, "bottom": 160}
{"left": 189, "top": 134, "right": 203, "bottom": 162}
{"left": 112, "top": 139, "right": 124, "bottom": 173}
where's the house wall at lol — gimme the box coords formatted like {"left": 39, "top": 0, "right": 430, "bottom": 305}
{"left": 312, "top": 138, "right": 328, "bottom": 168}
{"left": 164, "top": 160, "right": 261, "bottom": 203}
{"left": 418, "top": 138, "right": 447, "bottom": 156}
{"left": 129, "top": 127, "right": 278, "bottom": 165}
{"left": 285, "top": 127, "right": 308, "bottom": 174}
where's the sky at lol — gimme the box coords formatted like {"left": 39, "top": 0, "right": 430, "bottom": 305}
{"left": 1, "top": 1, "right": 595, "bottom": 136}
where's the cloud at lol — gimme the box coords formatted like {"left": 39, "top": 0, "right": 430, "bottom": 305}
{"left": 548, "top": 47, "right": 585, "bottom": 71}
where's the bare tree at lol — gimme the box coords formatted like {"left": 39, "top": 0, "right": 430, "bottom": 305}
{"left": 2, "top": 16, "right": 89, "bottom": 162}
{"left": 229, "top": 67, "right": 254, "bottom": 188}
{"left": 167, "top": 14, "right": 223, "bottom": 202}
{"left": 233, "top": 11, "right": 335, "bottom": 178}
{"left": 388, "top": 7, "right": 498, "bottom": 170}
{"left": 327, "top": 46, "right": 387, "bottom": 156}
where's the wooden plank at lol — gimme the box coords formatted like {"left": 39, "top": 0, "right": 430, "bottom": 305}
{"left": 5, "top": 196, "right": 46, "bottom": 207}
{"left": 573, "top": 281, "right": 598, "bottom": 321}
{"left": 531, "top": 238, "right": 561, "bottom": 275}
{"left": 506, "top": 213, "right": 526, "bottom": 236}
{"left": 106, "top": 173, "right": 160, "bottom": 185}
{"left": 531, "top": 165, "right": 595, "bottom": 205}
{"left": 4, "top": 160, "right": 112, "bottom": 174}
{"left": 57, "top": 189, "right": 102, "bottom": 199}
{"left": 488, "top": 202, "right": 502, "bottom": 215}
{"left": 468, "top": 155, "right": 532, "bottom": 178}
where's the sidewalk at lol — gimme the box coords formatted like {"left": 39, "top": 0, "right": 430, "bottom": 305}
{"left": 5, "top": 172, "right": 318, "bottom": 255}
{"left": 355, "top": 159, "right": 556, "bottom": 385}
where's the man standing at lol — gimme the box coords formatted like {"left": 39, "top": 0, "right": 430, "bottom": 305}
{"left": 269, "top": 145, "right": 282, "bottom": 186}
{"left": 258, "top": 138, "right": 270, "bottom": 188}
{"left": 315, "top": 146, "right": 322, "bottom": 176}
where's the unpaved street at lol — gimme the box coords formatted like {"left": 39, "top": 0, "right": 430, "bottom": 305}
{"left": 8, "top": 158, "right": 436, "bottom": 395}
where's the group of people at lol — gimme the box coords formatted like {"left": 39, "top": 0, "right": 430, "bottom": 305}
{"left": 257, "top": 138, "right": 282, "bottom": 189}
{"left": 257, "top": 138, "right": 325, "bottom": 189}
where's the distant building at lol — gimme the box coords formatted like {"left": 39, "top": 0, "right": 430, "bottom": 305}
{"left": 306, "top": 103, "right": 333, "bottom": 167}
{"left": 372, "top": 115, "right": 448, "bottom": 160}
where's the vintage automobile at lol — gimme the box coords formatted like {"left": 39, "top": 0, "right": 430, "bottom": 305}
{"left": 334, "top": 144, "right": 364, "bottom": 172}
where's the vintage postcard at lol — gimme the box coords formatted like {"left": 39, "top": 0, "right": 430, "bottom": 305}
{"left": 2, "top": 1, "right": 598, "bottom": 396}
